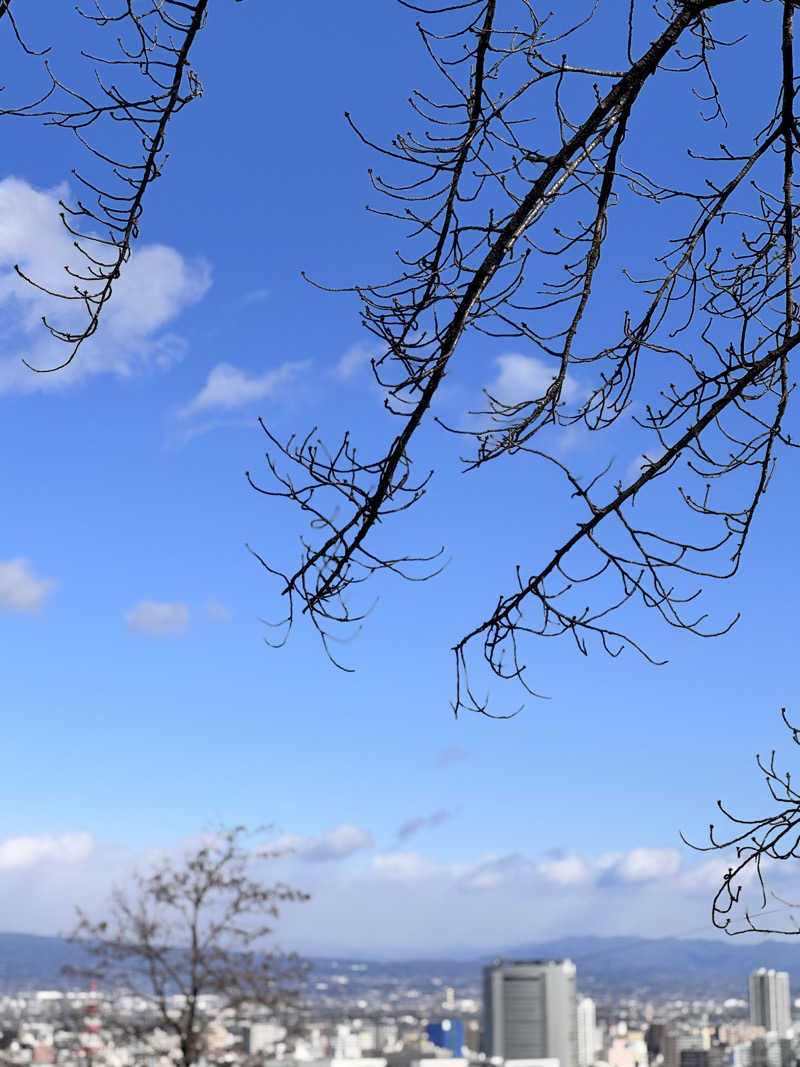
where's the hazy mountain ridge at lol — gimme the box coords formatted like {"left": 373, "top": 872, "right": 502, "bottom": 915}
{"left": 0, "top": 932, "right": 798, "bottom": 995}
{"left": 491, "top": 936, "right": 800, "bottom": 995}
{"left": 0, "top": 933, "right": 92, "bottom": 989}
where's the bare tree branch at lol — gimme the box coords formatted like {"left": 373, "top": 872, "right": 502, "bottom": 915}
{"left": 684, "top": 707, "right": 800, "bottom": 936}
{"left": 249, "top": 0, "right": 800, "bottom": 715}
{"left": 15, "top": 0, "right": 208, "bottom": 372}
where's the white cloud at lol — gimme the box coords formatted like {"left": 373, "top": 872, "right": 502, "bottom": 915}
{"left": 535, "top": 851, "right": 591, "bottom": 886}
{"left": 273, "top": 841, "right": 746, "bottom": 953}
{"left": 675, "top": 856, "right": 737, "bottom": 892}
{"left": 276, "top": 824, "right": 375, "bottom": 862}
{"left": 0, "top": 831, "right": 764, "bottom": 955}
{"left": 334, "top": 342, "right": 378, "bottom": 381}
{"left": 0, "top": 832, "right": 93, "bottom": 871}
{"left": 104, "top": 246, "right": 209, "bottom": 340}
{"left": 0, "top": 832, "right": 135, "bottom": 936}
{"left": 124, "top": 600, "right": 189, "bottom": 637}
{"left": 608, "top": 846, "right": 682, "bottom": 883}
{"left": 180, "top": 360, "right": 308, "bottom": 417}
{"left": 0, "top": 557, "right": 54, "bottom": 614}
{"left": 0, "top": 177, "right": 210, "bottom": 392}
{"left": 457, "top": 846, "right": 682, "bottom": 893}
{"left": 372, "top": 851, "right": 442, "bottom": 881}
{"left": 487, "top": 353, "right": 582, "bottom": 407}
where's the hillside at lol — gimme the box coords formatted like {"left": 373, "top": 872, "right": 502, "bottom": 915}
{"left": 0, "top": 932, "right": 798, "bottom": 996}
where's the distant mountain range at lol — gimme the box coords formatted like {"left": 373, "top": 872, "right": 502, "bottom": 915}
{"left": 490, "top": 935, "right": 800, "bottom": 995}
{"left": 0, "top": 933, "right": 92, "bottom": 990}
{"left": 0, "top": 931, "right": 799, "bottom": 996}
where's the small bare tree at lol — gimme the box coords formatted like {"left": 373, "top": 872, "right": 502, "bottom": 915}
{"left": 68, "top": 826, "right": 310, "bottom": 1067}
{"left": 686, "top": 708, "right": 800, "bottom": 936}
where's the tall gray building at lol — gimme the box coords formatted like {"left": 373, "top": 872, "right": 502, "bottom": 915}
{"left": 749, "top": 969, "right": 792, "bottom": 1036}
{"left": 482, "top": 958, "right": 577, "bottom": 1067}
{"left": 577, "top": 997, "right": 597, "bottom": 1067}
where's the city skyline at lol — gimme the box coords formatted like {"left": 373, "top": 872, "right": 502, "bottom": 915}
{"left": 0, "top": 948, "right": 797, "bottom": 1067}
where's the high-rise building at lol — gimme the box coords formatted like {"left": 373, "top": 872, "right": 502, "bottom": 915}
{"left": 577, "top": 998, "right": 597, "bottom": 1067}
{"left": 645, "top": 1024, "right": 666, "bottom": 1059}
{"left": 428, "top": 1020, "right": 465, "bottom": 1056}
{"left": 749, "top": 970, "right": 792, "bottom": 1036}
{"left": 680, "top": 1050, "right": 724, "bottom": 1067}
{"left": 482, "top": 958, "right": 577, "bottom": 1067}
{"left": 663, "top": 1032, "right": 701, "bottom": 1067}
{"left": 750, "top": 1035, "right": 793, "bottom": 1067}
{"left": 731, "top": 1043, "right": 753, "bottom": 1067}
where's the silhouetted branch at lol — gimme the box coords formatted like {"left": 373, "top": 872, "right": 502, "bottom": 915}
{"left": 684, "top": 707, "right": 800, "bottom": 935}
{"left": 250, "top": 0, "right": 800, "bottom": 713}
{"left": 17, "top": 0, "right": 208, "bottom": 372}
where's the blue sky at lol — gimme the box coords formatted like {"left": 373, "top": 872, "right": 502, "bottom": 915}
{"left": 0, "top": 1, "right": 798, "bottom": 955}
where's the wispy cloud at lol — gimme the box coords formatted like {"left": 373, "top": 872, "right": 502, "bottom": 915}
{"left": 180, "top": 360, "right": 308, "bottom": 417}
{"left": 241, "top": 287, "right": 271, "bottom": 306}
{"left": 396, "top": 809, "right": 453, "bottom": 841}
{"left": 0, "top": 558, "right": 54, "bottom": 614}
{"left": 486, "top": 353, "right": 583, "bottom": 406}
{"left": 372, "top": 851, "right": 442, "bottom": 881}
{"left": 334, "top": 342, "right": 379, "bottom": 381}
{"left": 204, "top": 599, "right": 233, "bottom": 623}
{"left": 163, "top": 413, "right": 255, "bottom": 449}
{"left": 435, "top": 745, "right": 470, "bottom": 767}
{"left": 124, "top": 600, "right": 189, "bottom": 638}
{"left": 625, "top": 446, "right": 667, "bottom": 484}
{"left": 0, "top": 177, "right": 210, "bottom": 393}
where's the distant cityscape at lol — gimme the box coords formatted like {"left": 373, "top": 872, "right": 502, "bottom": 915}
{"left": 0, "top": 944, "right": 798, "bottom": 1067}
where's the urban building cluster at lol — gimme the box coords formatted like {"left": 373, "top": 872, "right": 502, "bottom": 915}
{"left": 0, "top": 960, "right": 795, "bottom": 1067}
{"left": 480, "top": 962, "right": 797, "bottom": 1067}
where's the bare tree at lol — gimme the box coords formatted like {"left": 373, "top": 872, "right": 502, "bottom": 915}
{"left": 68, "top": 826, "right": 310, "bottom": 1067}
{"left": 685, "top": 708, "right": 800, "bottom": 936}
{"left": 242, "top": 0, "right": 800, "bottom": 715}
